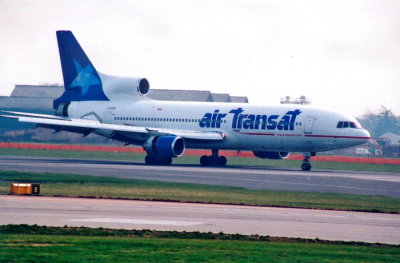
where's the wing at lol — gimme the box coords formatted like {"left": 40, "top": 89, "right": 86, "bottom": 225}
{"left": 0, "top": 111, "right": 225, "bottom": 143}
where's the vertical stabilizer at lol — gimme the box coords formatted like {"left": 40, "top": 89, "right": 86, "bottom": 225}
{"left": 54, "top": 31, "right": 109, "bottom": 110}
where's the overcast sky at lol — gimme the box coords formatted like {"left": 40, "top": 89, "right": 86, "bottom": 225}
{"left": 1, "top": 0, "right": 399, "bottom": 117}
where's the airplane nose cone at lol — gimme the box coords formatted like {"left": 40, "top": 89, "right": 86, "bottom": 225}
{"left": 357, "top": 129, "right": 371, "bottom": 145}
{"left": 361, "top": 129, "right": 371, "bottom": 140}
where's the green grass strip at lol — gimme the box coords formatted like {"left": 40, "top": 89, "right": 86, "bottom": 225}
{"left": 1, "top": 148, "right": 400, "bottom": 172}
{"left": 0, "top": 225, "right": 399, "bottom": 263}
{"left": 1, "top": 171, "right": 399, "bottom": 213}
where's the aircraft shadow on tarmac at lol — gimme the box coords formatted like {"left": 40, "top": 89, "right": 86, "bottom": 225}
{"left": 9, "top": 155, "right": 332, "bottom": 173}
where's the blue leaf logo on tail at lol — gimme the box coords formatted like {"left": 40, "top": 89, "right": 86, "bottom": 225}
{"left": 70, "top": 60, "right": 101, "bottom": 95}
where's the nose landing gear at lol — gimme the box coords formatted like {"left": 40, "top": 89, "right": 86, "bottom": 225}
{"left": 301, "top": 152, "right": 315, "bottom": 171}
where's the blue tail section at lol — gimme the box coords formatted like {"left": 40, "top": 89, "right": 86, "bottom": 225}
{"left": 54, "top": 31, "right": 109, "bottom": 109}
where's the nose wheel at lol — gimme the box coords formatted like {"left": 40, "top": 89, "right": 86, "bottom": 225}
{"left": 301, "top": 162, "right": 312, "bottom": 171}
{"left": 301, "top": 153, "right": 313, "bottom": 171}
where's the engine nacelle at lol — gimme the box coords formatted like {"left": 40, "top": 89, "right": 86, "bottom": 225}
{"left": 144, "top": 136, "right": 185, "bottom": 158}
{"left": 100, "top": 74, "right": 150, "bottom": 99}
{"left": 253, "top": 151, "right": 290, "bottom": 160}
{"left": 136, "top": 78, "right": 150, "bottom": 95}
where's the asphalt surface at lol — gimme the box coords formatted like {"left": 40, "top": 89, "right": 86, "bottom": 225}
{"left": 1, "top": 195, "right": 399, "bottom": 244}
{"left": 0, "top": 155, "right": 399, "bottom": 197}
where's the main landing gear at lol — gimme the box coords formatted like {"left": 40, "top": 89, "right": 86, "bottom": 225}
{"left": 145, "top": 154, "right": 172, "bottom": 165}
{"left": 301, "top": 152, "right": 316, "bottom": 171}
{"left": 200, "top": 149, "right": 227, "bottom": 167}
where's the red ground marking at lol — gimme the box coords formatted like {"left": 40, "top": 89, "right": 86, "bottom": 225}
{"left": 0, "top": 142, "right": 399, "bottom": 165}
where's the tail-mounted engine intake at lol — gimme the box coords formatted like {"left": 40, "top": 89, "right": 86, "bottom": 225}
{"left": 253, "top": 151, "right": 290, "bottom": 160}
{"left": 137, "top": 78, "right": 150, "bottom": 95}
{"left": 100, "top": 74, "right": 150, "bottom": 99}
{"left": 144, "top": 136, "right": 185, "bottom": 158}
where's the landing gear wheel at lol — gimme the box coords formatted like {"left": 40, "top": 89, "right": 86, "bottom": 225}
{"left": 200, "top": 155, "right": 209, "bottom": 166}
{"left": 219, "top": 156, "right": 227, "bottom": 166}
{"left": 145, "top": 155, "right": 156, "bottom": 165}
{"left": 200, "top": 151, "right": 227, "bottom": 167}
{"left": 300, "top": 153, "right": 313, "bottom": 171}
{"left": 301, "top": 162, "right": 312, "bottom": 171}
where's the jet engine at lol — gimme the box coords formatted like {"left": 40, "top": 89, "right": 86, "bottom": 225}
{"left": 136, "top": 78, "right": 150, "bottom": 95}
{"left": 253, "top": 151, "right": 290, "bottom": 160}
{"left": 144, "top": 136, "right": 185, "bottom": 158}
{"left": 100, "top": 74, "right": 150, "bottom": 99}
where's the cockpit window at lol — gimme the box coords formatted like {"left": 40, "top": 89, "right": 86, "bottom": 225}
{"left": 337, "top": 121, "right": 361, "bottom": 129}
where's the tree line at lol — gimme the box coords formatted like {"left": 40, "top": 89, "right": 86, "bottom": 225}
{"left": 358, "top": 106, "right": 400, "bottom": 138}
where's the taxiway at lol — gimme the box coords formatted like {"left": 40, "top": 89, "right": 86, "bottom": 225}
{"left": 0, "top": 155, "right": 399, "bottom": 197}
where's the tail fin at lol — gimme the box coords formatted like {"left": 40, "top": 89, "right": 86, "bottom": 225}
{"left": 54, "top": 31, "right": 109, "bottom": 110}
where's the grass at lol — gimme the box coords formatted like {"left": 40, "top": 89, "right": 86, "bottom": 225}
{"left": 1, "top": 147, "right": 400, "bottom": 173}
{"left": 1, "top": 171, "right": 400, "bottom": 213}
{"left": 0, "top": 225, "right": 399, "bottom": 263}
{"left": 1, "top": 149, "right": 399, "bottom": 262}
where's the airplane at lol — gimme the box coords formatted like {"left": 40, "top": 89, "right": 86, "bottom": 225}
{"left": 0, "top": 31, "right": 371, "bottom": 171}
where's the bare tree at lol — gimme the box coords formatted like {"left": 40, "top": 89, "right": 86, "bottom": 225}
{"left": 358, "top": 106, "right": 400, "bottom": 137}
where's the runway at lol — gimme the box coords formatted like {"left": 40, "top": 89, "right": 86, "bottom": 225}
{"left": 1, "top": 195, "right": 399, "bottom": 244}
{"left": 0, "top": 155, "right": 399, "bottom": 197}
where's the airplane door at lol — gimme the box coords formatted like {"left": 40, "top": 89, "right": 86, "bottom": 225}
{"left": 104, "top": 111, "right": 113, "bottom": 123}
{"left": 304, "top": 117, "right": 314, "bottom": 134}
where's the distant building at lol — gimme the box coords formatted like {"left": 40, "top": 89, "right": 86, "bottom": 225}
{"left": 230, "top": 96, "right": 249, "bottom": 103}
{"left": 0, "top": 85, "right": 61, "bottom": 113}
{"left": 280, "top": 95, "right": 311, "bottom": 105}
{"left": 376, "top": 132, "right": 400, "bottom": 157}
{"left": 210, "top": 93, "right": 231, "bottom": 102}
{"left": 378, "top": 132, "right": 400, "bottom": 146}
{"left": 148, "top": 89, "right": 212, "bottom": 102}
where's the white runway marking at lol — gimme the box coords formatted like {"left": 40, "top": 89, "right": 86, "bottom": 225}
{"left": 69, "top": 218, "right": 202, "bottom": 226}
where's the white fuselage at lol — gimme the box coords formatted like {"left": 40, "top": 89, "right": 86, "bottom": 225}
{"left": 68, "top": 99, "right": 370, "bottom": 152}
